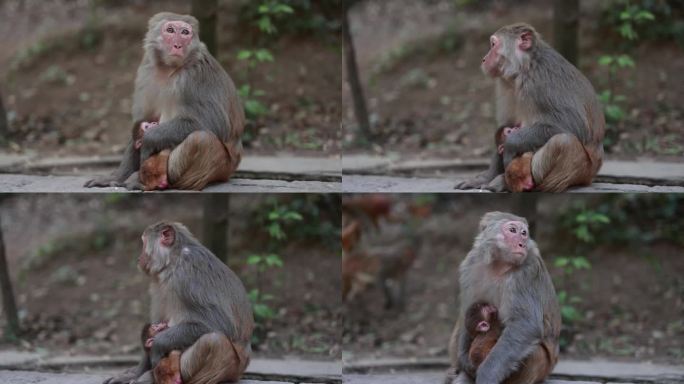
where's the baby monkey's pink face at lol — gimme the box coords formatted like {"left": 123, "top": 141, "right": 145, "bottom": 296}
{"left": 161, "top": 20, "right": 193, "bottom": 59}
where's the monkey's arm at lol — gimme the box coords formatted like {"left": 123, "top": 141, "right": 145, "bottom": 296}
{"left": 85, "top": 140, "right": 140, "bottom": 187}
{"left": 474, "top": 301, "right": 544, "bottom": 383}
{"left": 456, "top": 324, "right": 477, "bottom": 376}
{"left": 149, "top": 321, "right": 211, "bottom": 367}
{"left": 101, "top": 352, "right": 150, "bottom": 384}
{"left": 502, "top": 122, "right": 564, "bottom": 167}
{"left": 140, "top": 116, "right": 198, "bottom": 162}
{"left": 454, "top": 151, "right": 504, "bottom": 190}
{"left": 485, "top": 174, "right": 508, "bottom": 192}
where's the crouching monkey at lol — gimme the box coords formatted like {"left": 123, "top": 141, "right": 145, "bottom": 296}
{"left": 103, "top": 222, "right": 253, "bottom": 384}
{"left": 444, "top": 212, "right": 561, "bottom": 384}
{"left": 85, "top": 12, "right": 244, "bottom": 190}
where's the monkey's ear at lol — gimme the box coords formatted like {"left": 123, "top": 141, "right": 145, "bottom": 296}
{"left": 518, "top": 31, "right": 534, "bottom": 51}
{"left": 160, "top": 225, "right": 176, "bottom": 246}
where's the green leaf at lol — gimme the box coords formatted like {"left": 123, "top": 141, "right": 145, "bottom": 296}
{"left": 554, "top": 257, "right": 569, "bottom": 268}
{"left": 571, "top": 257, "right": 591, "bottom": 270}
{"left": 237, "top": 50, "right": 253, "bottom": 60}
{"left": 253, "top": 303, "right": 275, "bottom": 319}
{"left": 255, "top": 49, "right": 275, "bottom": 62}
{"left": 635, "top": 11, "right": 655, "bottom": 21}
{"left": 246, "top": 255, "right": 263, "bottom": 265}
{"left": 616, "top": 55, "right": 635, "bottom": 68}
{"left": 598, "top": 56, "right": 614, "bottom": 66}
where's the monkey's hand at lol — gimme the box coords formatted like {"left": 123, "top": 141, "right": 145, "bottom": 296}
{"left": 454, "top": 174, "right": 491, "bottom": 190}
{"left": 102, "top": 369, "right": 138, "bottom": 384}
{"left": 484, "top": 174, "right": 507, "bottom": 192}
{"left": 150, "top": 321, "right": 210, "bottom": 367}
{"left": 84, "top": 175, "right": 124, "bottom": 188}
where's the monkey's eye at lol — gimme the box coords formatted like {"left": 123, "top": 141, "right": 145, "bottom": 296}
{"left": 181, "top": 29, "right": 190, "bottom": 35}
{"left": 509, "top": 227, "right": 516, "bottom": 233}
{"left": 522, "top": 230, "right": 527, "bottom": 236}
{"left": 166, "top": 27, "right": 174, "bottom": 33}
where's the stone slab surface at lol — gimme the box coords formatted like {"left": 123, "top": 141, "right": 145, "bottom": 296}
{"left": 343, "top": 155, "right": 684, "bottom": 180}
{"left": 343, "top": 358, "right": 684, "bottom": 383}
{"left": 0, "top": 154, "right": 341, "bottom": 175}
{"left": 343, "top": 372, "right": 600, "bottom": 384}
{"left": 0, "top": 370, "right": 287, "bottom": 384}
{"left": 0, "top": 175, "right": 340, "bottom": 193}
{"left": 342, "top": 175, "right": 684, "bottom": 193}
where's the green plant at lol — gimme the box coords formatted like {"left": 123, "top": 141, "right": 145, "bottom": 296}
{"left": 238, "top": 85, "right": 269, "bottom": 119}
{"left": 247, "top": 200, "right": 303, "bottom": 342}
{"left": 555, "top": 209, "right": 611, "bottom": 324}
{"left": 597, "top": 2, "right": 655, "bottom": 148}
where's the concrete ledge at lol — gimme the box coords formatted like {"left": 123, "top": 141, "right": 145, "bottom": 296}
{"left": 0, "top": 174, "right": 340, "bottom": 193}
{"left": 343, "top": 358, "right": 684, "bottom": 383}
{"left": 342, "top": 175, "right": 684, "bottom": 193}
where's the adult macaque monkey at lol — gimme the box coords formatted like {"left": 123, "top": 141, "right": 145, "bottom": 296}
{"left": 85, "top": 12, "right": 244, "bottom": 190}
{"left": 445, "top": 212, "right": 561, "bottom": 384}
{"left": 103, "top": 222, "right": 253, "bottom": 384}
{"left": 455, "top": 23, "right": 604, "bottom": 192}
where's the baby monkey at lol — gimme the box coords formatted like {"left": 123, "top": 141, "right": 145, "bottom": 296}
{"left": 141, "top": 322, "right": 182, "bottom": 384}
{"left": 495, "top": 125, "right": 535, "bottom": 192}
{"left": 465, "top": 302, "right": 502, "bottom": 368}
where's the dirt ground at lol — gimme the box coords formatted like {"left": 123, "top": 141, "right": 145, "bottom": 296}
{"left": 342, "top": 195, "right": 684, "bottom": 365}
{"left": 0, "top": 194, "right": 341, "bottom": 361}
{"left": 343, "top": 0, "right": 684, "bottom": 161}
{"left": 0, "top": 0, "right": 341, "bottom": 159}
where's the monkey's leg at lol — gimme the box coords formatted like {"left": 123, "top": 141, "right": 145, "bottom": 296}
{"left": 180, "top": 332, "right": 249, "bottom": 384}
{"left": 455, "top": 152, "right": 503, "bottom": 190}
{"left": 130, "top": 370, "right": 153, "bottom": 384}
{"left": 531, "top": 133, "right": 596, "bottom": 192}
{"left": 167, "top": 131, "right": 231, "bottom": 190}
{"left": 484, "top": 174, "right": 508, "bottom": 192}
{"left": 85, "top": 141, "right": 140, "bottom": 187}
{"left": 503, "top": 345, "right": 552, "bottom": 384}
{"left": 122, "top": 171, "right": 145, "bottom": 191}
{"left": 452, "top": 372, "right": 475, "bottom": 384}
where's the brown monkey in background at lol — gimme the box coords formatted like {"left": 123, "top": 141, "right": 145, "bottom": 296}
{"left": 464, "top": 302, "right": 502, "bottom": 369}
{"left": 455, "top": 23, "right": 604, "bottom": 192}
{"left": 103, "top": 222, "right": 253, "bottom": 384}
{"left": 85, "top": 12, "right": 244, "bottom": 190}
{"left": 445, "top": 212, "right": 560, "bottom": 384}
{"left": 133, "top": 123, "right": 233, "bottom": 191}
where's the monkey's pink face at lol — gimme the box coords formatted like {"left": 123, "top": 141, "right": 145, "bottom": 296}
{"left": 139, "top": 234, "right": 152, "bottom": 273}
{"left": 500, "top": 220, "right": 528, "bottom": 260}
{"left": 161, "top": 21, "right": 193, "bottom": 59}
{"left": 482, "top": 35, "right": 503, "bottom": 77}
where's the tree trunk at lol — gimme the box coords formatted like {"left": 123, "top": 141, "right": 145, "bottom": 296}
{"left": 192, "top": 0, "right": 219, "bottom": 56}
{"left": 203, "top": 195, "right": 230, "bottom": 263}
{"left": 343, "top": 2, "right": 372, "bottom": 141}
{"left": 553, "top": 0, "right": 580, "bottom": 66}
{"left": 0, "top": 91, "right": 8, "bottom": 143}
{"left": 513, "top": 194, "right": 538, "bottom": 236}
{"left": 0, "top": 212, "right": 20, "bottom": 339}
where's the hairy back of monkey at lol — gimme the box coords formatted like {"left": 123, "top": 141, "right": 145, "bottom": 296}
{"left": 168, "top": 130, "right": 232, "bottom": 190}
